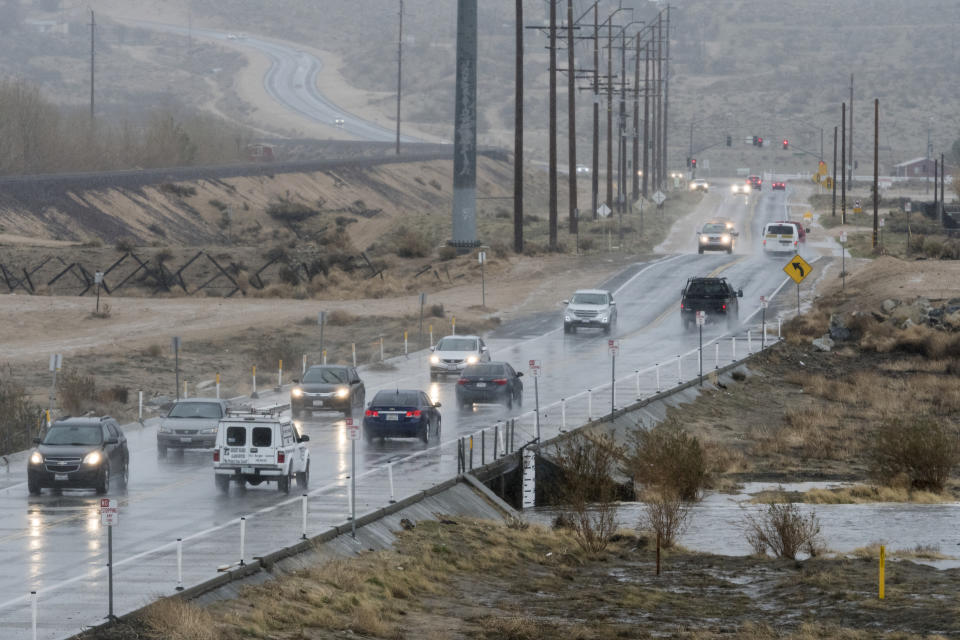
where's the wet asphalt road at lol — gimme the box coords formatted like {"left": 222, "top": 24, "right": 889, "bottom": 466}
{"left": 0, "top": 186, "right": 826, "bottom": 638}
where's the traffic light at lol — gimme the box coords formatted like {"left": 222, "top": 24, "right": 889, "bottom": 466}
{"left": 757, "top": 137, "right": 763, "bottom": 147}
{"left": 691, "top": 158, "right": 697, "bottom": 169}
{"left": 752, "top": 136, "right": 758, "bottom": 146}
{"left": 782, "top": 139, "right": 789, "bottom": 150}
{"left": 686, "top": 156, "right": 691, "bottom": 168}
{"left": 726, "top": 135, "right": 732, "bottom": 147}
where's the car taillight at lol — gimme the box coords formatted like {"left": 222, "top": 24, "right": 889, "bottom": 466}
{"left": 722, "top": 304, "right": 726, "bottom": 310}
{"left": 457, "top": 379, "right": 468, "bottom": 385}
{"left": 493, "top": 378, "right": 508, "bottom": 385}
{"left": 277, "top": 451, "right": 285, "bottom": 463}
{"left": 405, "top": 410, "right": 422, "bottom": 418}
{"left": 365, "top": 409, "right": 378, "bottom": 417}
{"left": 680, "top": 302, "right": 684, "bottom": 310}
{"left": 213, "top": 450, "right": 220, "bottom": 462}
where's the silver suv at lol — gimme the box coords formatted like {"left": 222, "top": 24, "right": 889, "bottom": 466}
{"left": 563, "top": 289, "right": 617, "bottom": 334}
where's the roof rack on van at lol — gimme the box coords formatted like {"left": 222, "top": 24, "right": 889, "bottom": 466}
{"left": 225, "top": 403, "right": 290, "bottom": 417}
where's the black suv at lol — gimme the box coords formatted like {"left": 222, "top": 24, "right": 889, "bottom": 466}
{"left": 27, "top": 416, "right": 129, "bottom": 495}
{"left": 291, "top": 365, "right": 365, "bottom": 418}
{"left": 456, "top": 362, "right": 524, "bottom": 410}
{"left": 680, "top": 277, "right": 743, "bottom": 331}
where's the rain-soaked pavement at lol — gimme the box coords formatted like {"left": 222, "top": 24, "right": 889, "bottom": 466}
{"left": 0, "top": 186, "right": 836, "bottom": 638}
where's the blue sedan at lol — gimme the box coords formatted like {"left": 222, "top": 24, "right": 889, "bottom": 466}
{"left": 363, "top": 389, "right": 442, "bottom": 443}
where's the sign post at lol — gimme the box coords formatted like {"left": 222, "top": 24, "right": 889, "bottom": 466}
{"left": 418, "top": 292, "right": 426, "bottom": 350}
{"left": 760, "top": 296, "right": 769, "bottom": 348}
{"left": 478, "top": 251, "right": 486, "bottom": 307}
{"left": 695, "top": 311, "right": 706, "bottom": 386}
{"left": 94, "top": 271, "right": 104, "bottom": 314}
{"left": 317, "top": 311, "right": 326, "bottom": 362}
{"left": 99, "top": 498, "right": 119, "bottom": 620}
{"left": 608, "top": 340, "right": 619, "bottom": 413}
{"left": 48, "top": 353, "right": 62, "bottom": 427}
{"left": 346, "top": 418, "right": 358, "bottom": 538}
{"left": 783, "top": 255, "right": 813, "bottom": 314}
{"left": 529, "top": 360, "right": 541, "bottom": 441}
{"left": 839, "top": 232, "right": 847, "bottom": 289}
{"left": 171, "top": 337, "right": 182, "bottom": 400}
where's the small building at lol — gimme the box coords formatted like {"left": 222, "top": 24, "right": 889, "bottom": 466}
{"left": 894, "top": 157, "right": 936, "bottom": 179}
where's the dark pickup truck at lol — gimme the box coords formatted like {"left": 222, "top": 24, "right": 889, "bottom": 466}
{"left": 680, "top": 277, "right": 743, "bottom": 330}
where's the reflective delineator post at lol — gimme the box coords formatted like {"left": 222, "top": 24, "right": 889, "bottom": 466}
{"left": 778, "top": 317, "right": 782, "bottom": 339}
{"left": 879, "top": 544, "right": 886, "bottom": 600}
{"left": 469, "top": 435, "right": 474, "bottom": 469}
{"left": 677, "top": 355, "right": 682, "bottom": 383}
{"left": 452, "top": 316, "right": 456, "bottom": 335}
{"left": 493, "top": 424, "right": 499, "bottom": 459}
{"left": 587, "top": 389, "right": 593, "bottom": 420}
{"left": 183, "top": 380, "right": 188, "bottom": 398}
{"left": 31, "top": 591, "right": 37, "bottom": 640}
{"left": 497, "top": 424, "right": 505, "bottom": 455}
{"left": 732, "top": 337, "right": 737, "bottom": 361}
{"left": 251, "top": 365, "right": 258, "bottom": 399}
{"left": 215, "top": 373, "right": 220, "bottom": 399}
{"left": 481, "top": 429, "right": 486, "bottom": 465}
{"left": 346, "top": 480, "right": 352, "bottom": 518}
{"left": 429, "top": 325, "right": 434, "bottom": 347}
{"left": 176, "top": 538, "right": 183, "bottom": 591}
{"left": 277, "top": 359, "right": 283, "bottom": 391}
{"left": 302, "top": 354, "right": 307, "bottom": 374}
{"left": 322, "top": 349, "right": 327, "bottom": 365}
{"left": 404, "top": 331, "right": 408, "bottom": 356}
{"left": 635, "top": 370, "right": 641, "bottom": 399}
{"left": 301, "top": 494, "right": 308, "bottom": 540}
{"left": 380, "top": 336, "right": 385, "bottom": 362}
{"left": 351, "top": 343, "right": 357, "bottom": 367}
{"left": 239, "top": 517, "right": 246, "bottom": 566}
{"left": 388, "top": 462, "right": 396, "bottom": 503}
{"left": 560, "top": 398, "right": 566, "bottom": 431}
{"left": 715, "top": 343, "right": 719, "bottom": 369}
{"left": 747, "top": 330, "right": 752, "bottom": 353}
{"left": 656, "top": 364, "right": 661, "bottom": 393}
{"left": 138, "top": 391, "right": 143, "bottom": 421}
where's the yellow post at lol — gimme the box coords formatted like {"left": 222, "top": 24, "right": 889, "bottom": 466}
{"left": 879, "top": 545, "right": 885, "bottom": 600}
{"left": 45, "top": 409, "right": 51, "bottom": 428}
{"left": 452, "top": 316, "right": 456, "bottom": 335}
{"left": 322, "top": 349, "right": 327, "bottom": 365}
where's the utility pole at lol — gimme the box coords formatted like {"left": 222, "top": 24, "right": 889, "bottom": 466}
{"left": 451, "top": 0, "right": 478, "bottom": 251}
{"left": 513, "top": 0, "right": 523, "bottom": 253}
{"left": 618, "top": 25, "right": 627, "bottom": 223}
{"left": 642, "top": 42, "right": 649, "bottom": 198}
{"left": 820, "top": 127, "right": 824, "bottom": 162}
{"left": 632, "top": 32, "right": 640, "bottom": 205}
{"left": 662, "top": 6, "right": 670, "bottom": 184}
{"left": 941, "top": 152, "right": 946, "bottom": 224}
{"left": 873, "top": 98, "right": 879, "bottom": 249}
{"left": 606, "top": 19, "right": 614, "bottom": 212}
{"left": 591, "top": 3, "right": 600, "bottom": 220}
{"left": 832, "top": 126, "right": 838, "bottom": 217}
{"left": 549, "top": 0, "right": 558, "bottom": 249}
{"left": 395, "top": 0, "right": 403, "bottom": 155}
{"left": 655, "top": 14, "right": 663, "bottom": 190}
{"left": 89, "top": 10, "right": 95, "bottom": 122}
{"left": 926, "top": 123, "right": 932, "bottom": 194}
{"left": 841, "top": 101, "right": 846, "bottom": 224}
{"left": 566, "top": 0, "right": 578, "bottom": 235}
{"left": 849, "top": 73, "right": 854, "bottom": 186}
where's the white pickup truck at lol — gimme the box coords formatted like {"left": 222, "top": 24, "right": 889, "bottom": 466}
{"left": 213, "top": 406, "right": 310, "bottom": 494}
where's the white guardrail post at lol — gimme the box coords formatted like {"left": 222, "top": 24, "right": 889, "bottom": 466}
{"left": 301, "top": 494, "right": 308, "bottom": 540}
{"left": 587, "top": 390, "right": 592, "bottom": 420}
{"left": 656, "top": 363, "right": 661, "bottom": 392}
{"left": 677, "top": 355, "right": 682, "bottom": 382}
{"left": 560, "top": 398, "right": 566, "bottom": 431}
{"left": 715, "top": 343, "right": 719, "bottom": 369}
{"left": 176, "top": 537, "right": 183, "bottom": 591}
{"left": 748, "top": 330, "right": 752, "bottom": 353}
{"left": 635, "top": 370, "right": 640, "bottom": 399}
{"left": 388, "top": 462, "right": 396, "bottom": 503}
{"left": 239, "top": 517, "right": 246, "bottom": 566}
{"left": 732, "top": 337, "right": 736, "bottom": 361}
{"left": 31, "top": 591, "right": 37, "bottom": 640}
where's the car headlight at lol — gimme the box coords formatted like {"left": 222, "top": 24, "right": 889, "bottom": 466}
{"left": 722, "top": 235, "right": 731, "bottom": 243}
{"left": 335, "top": 387, "right": 349, "bottom": 398}
{"left": 291, "top": 387, "right": 303, "bottom": 398}
{"left": 430, "top": 355, "right": 440, "bottom": 364}
{"left": 29, "top": 451, "right": 43, "bottom": 465}
{"left": 466, "top": 355, "right": 479, "bottom": 364}
{"left": 731, "top": 185, "right": 738, "bottom": 193}
{"left": 83, "top": 451, "right": 102, "bottom": 466}
{"left": 201, "top": 427, "right": 218, "bottom": 434}
{"left": 564, "top": 315, "right": 571, "bottom": 322}
{"left": 699, "top": 235, "right": 708, "bottom": 243}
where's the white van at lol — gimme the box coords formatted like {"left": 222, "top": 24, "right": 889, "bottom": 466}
{"left": 762, "top": 222, "right": 800, "bottom": 254}
{"left": 213, "top": 405, "right": 310, "bottom": 494}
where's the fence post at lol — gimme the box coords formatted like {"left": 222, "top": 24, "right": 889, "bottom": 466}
{"left": 457, "top": 439, "right": 462, "bottom": 474}
{"left": 469, "top": 434, "right": 473, "bottom": 469}
{"left": 388, "top": 462, "right": 396, "bottom": 503}
{"left": 747, "top": 330, "right": 752, "bottom": 353}
{"left": 778, "top": 317, "right": 782, "bottom": 339}
{"left": 183, "top": 380, "right": 188, "bottom": 398}
{"left": 655, "top": 363, "right": 661, "bottom": 393}
{"left": 251, "top": 365, "right": 258, "bottom": 398}
{"left": 587, "top": 389, "right": 593, "bottom": 420}
{"left": 176, "top": 538, "right": 183, "bottom": 590}
{"left": 677, "top": 354, "right": 682, "bottom": 383}
{"left": 301, "top": 494, "right": 308, "bottom": 540}
{"left": 481, "top": 430, "right": 485, "bottom": 465}
{"left": 239, "top": 517, "right": 246, "bottom": 566}
{"left": 732, "top": 337, "right": 737, "bottom": 362}
{"left": 138, "top": 391, "right": 143, "bottom": 421}
{"left": 498, "top": 424, "right": 505, "bottom": 456}
{"left": 714, "top": 343, "right": 719, "bottom": 369}
{"left": 347, "top": 480, "right": 352, "bottom": 518}
{"left": 31, "top": 591, "right": 37, "bottom": 640}
{"left": 452, "top": 316, "right": 456, "bottom": 335}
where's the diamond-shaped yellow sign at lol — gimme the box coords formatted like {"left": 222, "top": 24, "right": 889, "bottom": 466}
{"left": 783, "top": 255, "right": 813, "bottom": 284}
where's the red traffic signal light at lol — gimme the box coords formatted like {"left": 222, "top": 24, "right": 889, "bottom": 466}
{"left": 757, "top": 137, "right": 763, "bottom": 146}
{"left": 691, "top": 158, "right": 697, "bottom": 168}
{"left": 782, "top": 139, "right": 789, "bottom": 149}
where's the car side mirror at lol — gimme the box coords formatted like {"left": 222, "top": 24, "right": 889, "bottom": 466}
{"left": 732, "top": 231, "right": 739, "bottom": 237}
{"left": 609, "top": 301, "right": 616, "bottom": 305}
{"left": 352, "top": 379, "right": 362, "bottom": 384}
{"left": 562, "top": 299, "right": 569, "bottom": 305}
{"left": 33, "top": 437, "right": 41, "bottom": 444}
{"left": 299, "top": 434, "right": 310, "bottom": 442}
{"left": 292, "top": 378, "right": 300, "bottom": 384}
{"left": 516, "top": 371, "right": 523, "bottom": 377}
{"left": 738, "top": 289, "right": 744, "bottom": 297}
{"left": 481, "top": 346, "right": 488, "bottom": 352}
{"left": 434, "top": 402, "right": 442, "bottom": 408}
{"left": 104, "top": 438, "right": 119, "bottom": 445}
{"left": 430, "top": 346, "right": 435, "bottom": 352}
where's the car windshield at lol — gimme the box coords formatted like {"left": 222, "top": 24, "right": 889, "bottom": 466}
{"left": 571, "top": 293, "right": 608, "bottom": 305}
{"left": 436, "top": 338, "right": 478, "bottom": 352}
{"left": 372, "top": 390, "right": 420, "bottom": 406}
{"left": 43, "top": 424, "right": 102, "bottom": 446}
{"left": 702, "top": 223, "right": 727, "bottom": 233}
{"left": 767, "top": 225, "right": 795, "bottom": 235}
{"left": 686, "top": 281, "right": 729, "bottom": 296}
{"left": 167, "top": 402, "right": 223, "bottom": 419}
{"left": 303, "top": 367, "right": 349, "bottom": 384}
{"left": 463, "top": 364, "right": 507, "bottom": 377}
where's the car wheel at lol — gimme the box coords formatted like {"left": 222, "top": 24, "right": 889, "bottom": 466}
{"left": 158, "top": 445, "right": 167, "bottom": 458}
{"left": 278, "top": 471, "right": 291, "bottom": 494}
{"left": 419, "top": 420, "right": 429, "bottom": 443}
{"left": 516, "top": 389, "right": 523, "bottom": 407}
{"left": 215, "top": 474, "right": 230, "bottom": 493}
{"left": 435, "top": 417, "right": 441, "bottom": 437}
{"left": 27, "top": 478, "right": 40, "bottom": 496}
{"left": 296, "top": 461, "right": 310, "bottom": 489}
{"left": 698, "top": 247, "right": 704, "bottom": 254}
{"left": 119, "top": 458, "right": 129, "bottom": 488}
{"left": 95, "top": 466, "right": 110, "bottom": 495}
{"left": 429, "top": 372, "right": 438, "bottom": 381}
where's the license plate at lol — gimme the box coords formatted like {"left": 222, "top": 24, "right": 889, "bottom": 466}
{"left": 55, "top": 473, "right": 68, "bottom": 481}
{"left": 180, "top": 437, "right": 192, "bottom": 443}
{"left": 386, "top": 414, "right": 399, "bottom": 421}
{"left": 241, "top": 467, "right": 254, "bottom": 474}
{"left": 446, "top": 364, "right": 458, "bottom": 370}
{"left": 475, "top": 382, "right": 486, "bottom": 388}
{"left": 313, "top": 400, "right": 323, "bottom": 406}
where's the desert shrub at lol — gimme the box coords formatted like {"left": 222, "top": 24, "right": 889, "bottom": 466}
{"left": 744, "top": 500, "right": 823, "bottom": 560}
{"left": 58, "top": 368, "right": 97, "bottom": 414}
{"left": 429, "top": 179, "right": 442, "bottom": 191}
{"left": 578, "top": 237, "right": 594, "bottom": 251}
{"left": 145, "top": 344, "right": 163, "bottom": 358}
{"left": 868, "top": 418, "right": 960, "bottom": 492}
{"left": 326, "top": 309, "right": 355, "bottom": 326}
{"left": 0, "top": 375, "right": 42, "bottom": 455}
{"left": 251, "top": 335, "right": 300, "bottom": 371}
{"left": 266, "top": 200, "right": 318, "bottom": 223}
{"left": 638, "top": 489, "right": 692, "bottom": 549}
{"left": 437, "top": 245, "right": 458, "bottom": 261}
{"left": 924, "top": 239, "right": 944, "bottom": 259}
{"left": 623, "top": 420, "right": 707, "bottom": 501}
{"left": 208, "top": 199, "right": 228, "bottom": 211}
{"left": 491, "top": 241, "right": 511, "bottom": 258}
{"left": 147, "top": 222, "right": 167, "bottom": 238}
{"left": 430, "top": 304, "right": 445, "bottom": 318}
{"left": 159, "top": 183, "right": 197, "bottom": 198}
{"left": 114, "top": 237, "right": 136, "bottom": 253}
{"left": 494, "top": 207, "right": 510, "bottom": 219}
{"left": 98, "top": 386, "right": 129, "bottom": 405}
{"left": 395, "top": 230, "right": 431, "bottom": 258}
{"left": 155, "top": 248, "right": 173, "bottom": 264}
{"left": 140, "top": 597, "right": 219, "bottom": 640}
{"left": 278, "top": 265, "right": 300, "bottom": 286}
{"left": 550, "top": 433, "right": 622, "bottom": 552}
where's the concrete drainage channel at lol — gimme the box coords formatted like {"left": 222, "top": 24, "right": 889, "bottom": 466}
{"left": 66, "top": 346, "right": 765, "bottom": 639}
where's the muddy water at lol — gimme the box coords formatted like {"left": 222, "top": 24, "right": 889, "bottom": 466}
{"left": 527, "top": 482, "right": 960, "bottom": 569}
